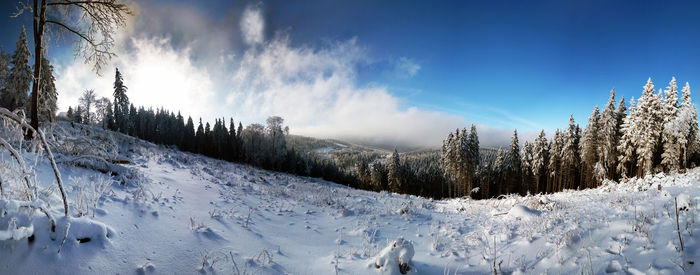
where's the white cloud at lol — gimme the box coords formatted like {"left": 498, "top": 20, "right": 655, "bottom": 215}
{"left": 53, "top": 3, "right": 526, "bottom": 148}
{"left": 225, "top": 35, "right": 464, "bottom": 147}
{"left": 241, "top": 6, "right": 264, "bottom": 45}
{"left": 395, "top": 57, "right": 420, "bottom": 78}
{"left": 55, "top": 36, "right": 216, "bottom": 121}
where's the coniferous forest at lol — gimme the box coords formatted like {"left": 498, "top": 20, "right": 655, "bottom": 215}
{"left": 1, "top": 24, "right": 698, "bottom": 201}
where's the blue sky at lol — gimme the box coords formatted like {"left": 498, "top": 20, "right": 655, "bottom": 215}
{"left": 1, "top": 0, "right": 699, "bottom": 147}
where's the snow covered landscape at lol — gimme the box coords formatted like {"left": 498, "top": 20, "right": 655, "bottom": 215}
{"left": 3, "top": 1, "right": 700, "bottom": 274}
{"left": 1, "top": 121, "right": 698, "bottom": 274}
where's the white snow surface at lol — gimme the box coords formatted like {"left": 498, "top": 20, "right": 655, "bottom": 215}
{"left": 1, "top": 123, "right": 700, "bottom": 274}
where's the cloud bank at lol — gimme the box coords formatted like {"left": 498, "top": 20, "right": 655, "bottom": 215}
{"left": 54, "top": 3, "right": 529, "bottom": 148}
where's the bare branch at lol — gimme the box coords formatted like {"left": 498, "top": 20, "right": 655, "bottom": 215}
{"left": 45, "top": 19, "right": 94, "bottom": 46}
{"left": 10, "top": 1, "right": 32, "bottom": 18}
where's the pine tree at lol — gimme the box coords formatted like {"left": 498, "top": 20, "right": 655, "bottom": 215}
{"left": 635, "top": 78, "right": 662, "bottom": 176}
{"left": 680, "top": 82, "right": 699, "bottom": 167}
{"left": 37, "top": 57, "right": 58, "bottom": 123}
{"left": 600, "top": 89, "right": 619, "bottom": 180}
{"left": 195, "top": 118, "right": 205, "bottom": 153}
{"left": 581, "top": 106, "right": 601, "bottom": 188}
{"left": 228, "top": 118, "right": 237, "bottom": 161}
{"left": 494, "top": 148, "right": 507, "bottom": 196}
{"left": 661, "top": 77, "right": 681, "bottom": 172}
{"left": 520, "top": 141, "right": 534, "bottom": 194}
{"left": 388, "top": 148, "right": 402, "bottom": 193}
{"left": 561, "top": 115, "right": 580, "bottom": 190}
{"left": 8, "top": 26, "right": 32, "bottom": 112}
{"left": 104, "top": 100, "right": 114, "bottom": 129}
{"left": 440, "top": 132, "right": 455, "bottom": 198}
{"left": 507, "top": 129, "right": 521, "bottom": 194}
{"left": 617, "top": 97, "right": 637, "bottom": 178}
{"left": 548, "top": 129, "right": 563, "bottom": 193}
{"left": 184, "top": 116, "right": 195, "bottom": 152}
{"left": 466, "top": 125, "right": 480, "bottom": 197}
{"left": 532, "top": 130, "right": 549, "bottom": 193}
{"left": 113, "top": 68, "right": 129, "bottom": 132}
{"left": 74, "top": 105, "right": 84, "bottom": 123}
{"left": 66, "top": 106, "right": 74, "bottom": 121}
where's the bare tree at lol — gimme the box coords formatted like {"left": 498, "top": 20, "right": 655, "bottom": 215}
{"left": 13, "top": 0, "right": 131, "bottom": 134}
{"left": 78, "top": 89, "right": 96, "bottom": 124}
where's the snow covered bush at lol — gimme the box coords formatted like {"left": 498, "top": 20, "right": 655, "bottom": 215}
{"left": 0, "top": 107, "right": 68, "bottom": 216}
{"left": 71, "top": 174, "right": 114, "bottom": 217}
{"left": 371, "top": 237, "right": 414, "bottom": 274}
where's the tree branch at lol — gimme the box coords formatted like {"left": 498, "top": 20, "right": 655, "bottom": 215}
{"left": 45, "top": 19, "right": 95, "bottom": 46}
{"left": 46, "top": 0, "right": 118, "bottom": 6}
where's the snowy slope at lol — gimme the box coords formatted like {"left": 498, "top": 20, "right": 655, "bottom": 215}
{"left": 1, "top": 123, "right": 699, "bottom": 274}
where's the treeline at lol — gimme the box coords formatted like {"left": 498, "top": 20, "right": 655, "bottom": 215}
{"left": 65, "top": 68, "right": 362, "bottom": 188}
{"left": 428, "top": 77, "right": 699, "bottom": 199}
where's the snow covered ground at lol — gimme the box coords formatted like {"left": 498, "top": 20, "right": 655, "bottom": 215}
{"left": 1, "top": 123, "right": 699, "bottom": 274}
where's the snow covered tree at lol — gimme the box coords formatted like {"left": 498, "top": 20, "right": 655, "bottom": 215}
{"left": 520, "top": 141, "right": 534, "bottom": 194}
{"left": 680, "top": 82, "right": 699, "bottom": 167}
{"left": 6, "top": 26, "right": 32, "bottom": 113}
{"left": 94, "top": 97, "right": 111, "bottom": 128}
{"left": 493, "top": 148, "right": 507, "bottom": 195}
{"left": 635, "top": 78, "right": 662, "bottom": 176}
{"left": 104, "top": 100, "right": 114, "bottom": 129}
{"left": 547, "top": 129, "right": 563, "bottom": 193}
{"left": 531, "top": 130, "right": 549, "bottom": 193}
{"left": 465, "top": 125, "right": 480, "bottom": 197}
{"left": 617, "top": 97, "right": 637, "bottom": 178}
{"left": 580, "top": 106, "right": 601, "bottom": 188}
{"left": 37, "top": 57, "right": 57, "bottom": 122}
{"left": 600, "top": 89, "right": 619, "bottom": 180}
{"left": 79, "top": 89, "right": 96, "bottom": 124}
{"left": 12, "top": 0, "right": 131, "bottom": 133}
{"left": 661, "top": 77, "right": 681, "bottom": 172}
{"left": 388, "top": 148, "right": 402, "bottom": 193}
{"left": 113, "top": 68, "right": 129, "bottom": 132}
{"left": 370, "top": 162, "right": 388, "bottom": 191}
{"left": 506, "top": 129, "right": 522, "bottom": 194}
{"left": 66, "top": 106, "right": 74, "bottom": 121}
{"left": 440, "top": 131, "right": 456, "bottom": 198}
{"left": 74, "top": 105, "right": 83, "bottom": 123}
{"left": 561, "top": 115, "right": 580, "bottom": 190}
{"left": 266, "top": 116, "right": 288, "bottom": 169}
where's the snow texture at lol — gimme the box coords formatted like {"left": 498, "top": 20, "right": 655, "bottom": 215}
{"left": 1, "top": 121, "right": 700, "bottom": 274}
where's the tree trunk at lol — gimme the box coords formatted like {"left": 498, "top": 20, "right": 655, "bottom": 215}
{"left": 30, "top": 0, "right": 47, "bottom": 134}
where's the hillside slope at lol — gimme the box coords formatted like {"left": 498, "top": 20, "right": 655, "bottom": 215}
{"left": 1, "top": 123, "right": 699, "bottom": 274}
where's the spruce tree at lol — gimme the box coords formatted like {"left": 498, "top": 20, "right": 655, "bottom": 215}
{"left": 617, "top": 97, "right": 637, "bottom": 178}
{"left": 8, "top": 26, "right": 31, "bottom": 112}
{"left": 66, "top": 106, "right": 74, "bottom": 121}
{"left": 661, "top": 77, "right": 681, "bottom": 172}
{"left": 680, "top": 82, "right": 699, "bottom": 166}
{"left": 113, "top": 68, "right": 129, "bottom": 132}
{"left": 635, "top": 78, "right": 662, "bottom": 176}
{"left": 388, "top": 148, "right": 402, "bottom": 193}
{"left": 520, "top": 141, "right": 534, "bottom": 194}
{"left": 561, "top": 115, "right": 580, "bottom": 190}
{"left": 548, "top": 129, "right": 563, "bottom": 193}
{"left": 581, "top": 106, "right": 601, "bottom": 188}
{"left": 37, "top": 57, "right": 58, "bottom": 123}
{"left": 532, "top": 130, "right": 548, "bottom": 193}
{"left": 507, "top": 129, "right": 521, "bottom": 194}
{"left": 600, "top": 89, "right": 619, "bottom": 179}
{"left": 466, "top": 125, "right": 480, "bottom": 196}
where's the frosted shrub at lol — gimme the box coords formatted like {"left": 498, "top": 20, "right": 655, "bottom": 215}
{"left": 71, "top": 175, "right": 114, "bottom": 217}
